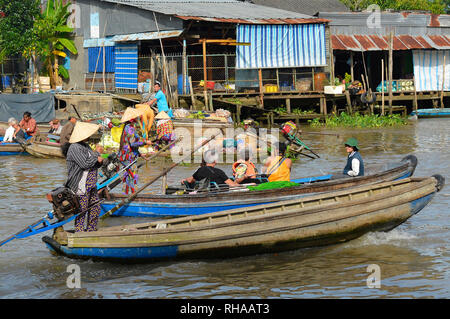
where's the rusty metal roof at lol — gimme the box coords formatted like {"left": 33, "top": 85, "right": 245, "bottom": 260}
{"left": 332, "top": 34, "right": 450, "bottom": 51}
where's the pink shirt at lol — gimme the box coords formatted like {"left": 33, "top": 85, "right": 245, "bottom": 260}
{"left": 19, "top": 118, "right": 38, "bottom": 136}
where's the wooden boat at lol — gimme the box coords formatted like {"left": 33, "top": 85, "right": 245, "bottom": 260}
{"left": 410, "top": 108, "right": 450, "bottom": 118}
{"left": 42, "top": 175, "right": 445, "bottom": 262}
{"left": 100, "top": 155, "right": 418, "bottom": 217}
{"left": 24, "top": 133, "right": 64, "bottom": 158}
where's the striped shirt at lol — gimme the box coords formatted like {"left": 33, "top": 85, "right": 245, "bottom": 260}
{"left": 65, "top": 142, "right": 101, "bottom": 194}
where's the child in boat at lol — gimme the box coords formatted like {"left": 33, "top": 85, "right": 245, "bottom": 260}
{"left": 232, "top": 149, "right": 260, "bottom": 184}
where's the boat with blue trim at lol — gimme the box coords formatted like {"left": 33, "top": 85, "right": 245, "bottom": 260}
{"left": 410, "top": 108, "right": 450, "bottom": 118}
{"left": 43, "top": 175, "right": 444, "bottom": 262}
{"left": 100, "top": 155, "right": 418, "bottom": 218}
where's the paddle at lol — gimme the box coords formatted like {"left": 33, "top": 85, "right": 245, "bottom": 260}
{"left": 100, "top": 134, "right": 218, "bottom": 219}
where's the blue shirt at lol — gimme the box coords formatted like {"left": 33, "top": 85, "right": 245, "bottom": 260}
{"left": 155, "top": 90, "right": 173, "bottom": 117}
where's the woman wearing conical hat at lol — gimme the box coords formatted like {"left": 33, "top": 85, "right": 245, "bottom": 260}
{"left": 154, "top": 110, "right": 176, "bottom": 151}
{"left": 119, "top": 107, "right": 151, "bottom": 194}
{"left": 65, "top": 122, "right": 103, "bottom": 232}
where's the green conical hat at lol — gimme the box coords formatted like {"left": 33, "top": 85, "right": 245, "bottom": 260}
{"left": 344, "top": 137, "right": 359, "bottom": 150}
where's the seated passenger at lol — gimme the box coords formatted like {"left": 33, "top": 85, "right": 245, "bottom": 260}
{"left": 263, "top": 142, "right": 292, "bottom": 182}
{"left": 232, "top": 149, "right": 260, "bottom": 184}
{"left": 19, "top": 111, "right": 38, "bottom": 138}
{"left": 181, "top": 150, "right": 240, "bottom": 189}
{"left": 1, "top": 118, "right": 18, "bottom": 143}
{"left": 48, "top": 118, "right": 62, "bottom": 135}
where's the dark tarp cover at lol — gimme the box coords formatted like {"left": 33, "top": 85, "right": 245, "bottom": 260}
{"left": 0, "top": 93, "right": 55, "bottom": 123}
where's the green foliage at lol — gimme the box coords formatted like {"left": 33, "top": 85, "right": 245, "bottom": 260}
{"left": 0, "top": 0, "right": 40, "bottom": 62}
{"left": 309, "top": 112, "right": 409, "bottom": 128}
{"left": 339, "top": 0, "right": 446, "bottom": 13}
{"left": 31, "top": 0, "right": 77, "bottom": 86}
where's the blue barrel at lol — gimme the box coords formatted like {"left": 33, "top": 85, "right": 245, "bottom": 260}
{"left": 2, "top": 75, "right": 11, "bottom": 88}
{"left": 177, "top": 75, "right": 190, "bottom": 94}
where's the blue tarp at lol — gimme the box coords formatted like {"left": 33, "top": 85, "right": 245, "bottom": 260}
{"left": 236, "top": 24, "right": 327, "bottom": 69}
{"left": 0, "top": 93, "right": 55, "bottom": 123}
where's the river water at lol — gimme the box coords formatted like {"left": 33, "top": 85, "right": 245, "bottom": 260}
{"left": 0, "top": 118, "right": 448, "bottom": 299}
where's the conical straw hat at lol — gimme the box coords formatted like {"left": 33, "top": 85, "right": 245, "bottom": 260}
{"left": 69, "top": 122, "right": 100, "bottom": 143}
{"left": 120, "top": 107, "right": 145, "bottom": 123}
{"left": 155, "top": 111, "right": 170, "bottom": 120}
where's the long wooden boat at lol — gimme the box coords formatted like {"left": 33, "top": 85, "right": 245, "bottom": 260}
{"left": 410, "top": 108, "right": 450, "bottom": 118}
{"left": 100, "top": 155, "right": 418, "bottom": 217}
{"left": 24, "top": 133, "right": 64, "bottom": 158}
{"left": 0, "top": 141, "right": 26, "bottom": 155}
{"left": 42, "top": 175, "right": 445, "bottom": 262}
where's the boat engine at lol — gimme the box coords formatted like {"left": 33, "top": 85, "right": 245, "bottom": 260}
{"left": 46, "top": 187, "right": 80, "bottom": 221}
{"left": 100, "top": 152, "right": 121, "bottom": 179}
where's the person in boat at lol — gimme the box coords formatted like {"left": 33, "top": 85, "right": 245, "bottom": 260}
{"left": 154, "top": 111, "right": 176, "bottom": 150}
{"left": 48, "top": 118, "right": 62, "bottom": 135}
{"left": 343, "top": 137, "right": 364, "bottom": 177}
{"left": 135, "top": 103, "right": 155, "bottom": 139}
{"left": 19, "top": 111, "right": 38, "bottom": 138}
{"left": 65, "top": 122, "right": 104, "bottom": 232}
{"left": 144, "top": 81, "right": 174, "bottom": 118}
{"left": 1, "top": 117, "right": 18, "bottom": 143}
{"left": 119, "top": 107, "right": 152, "bottom": 194}
{"left": 263, "top": 142, "right": 292, "bottom": 182}
{"left": 60, "top": 116, "right": 78, "bottom": 157}
{"left": 181, "top": 149, "right": 240, "bottom": 189}
{"left": 232, "top": 149, "right": 260, "bottom": 184}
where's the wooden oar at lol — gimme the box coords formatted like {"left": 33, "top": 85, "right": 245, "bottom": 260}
{"left": 140, "top": 137, "right": 182, "bottom": 161}
{"left": 101, "top": 134, "right": 217, "bottom": 219}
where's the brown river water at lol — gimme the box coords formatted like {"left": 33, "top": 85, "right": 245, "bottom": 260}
{"left": 0, "top": 118, "right": 448, "bottom": 299}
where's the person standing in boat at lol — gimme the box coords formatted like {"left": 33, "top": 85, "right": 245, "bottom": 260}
{"left": 263, "top": 142, "right": 292, "bottom": 182}
{"left": 19, "top": 111, "right": 38, "bottom": 138}
{"left": 145, "top": 81, "right": 174, "bottom": 118}
{"left": 182, "top": 150, "right": 240, "bottom": 189}
{"left": 343, "top": 137, "right": 364, "bottom": 177}
{"left": 65, "top": 122, "right": 103, "bottom": 232}
{"left": 60, "top": 116, "right": 77, "bottom": 156}
{"left": 119, "top": 107, "right": 151, "bottom": 194}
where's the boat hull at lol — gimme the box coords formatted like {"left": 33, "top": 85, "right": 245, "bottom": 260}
{"left": 43, "top": 176, "right": 443, "bottom": 262}
{"left": 0, "top": 142, "right": 26, "bottom": 156}
{"left": 24, "top": 134, "right": 64, "bottom": 158}
{"left": 410, "top": 108, "right": 450, "bottom": 118}
{"left": 101, "top": 155, "right": 418, "bottom": 217}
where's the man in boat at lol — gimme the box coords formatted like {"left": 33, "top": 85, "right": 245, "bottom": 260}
{"left": 19, "top": 111, "right": 38, "bottom": 138}
{"left": 263, "top": 142, "right": 292, "bottom": 182}
{"left": 181, "top": 149, "right": 240, "bottom": 190}
{"left": 144, "top": 81, "right": 174, "bottom": 118}
{"left": 48, "top": 118, "right": 62, "bottom": 135}
{"left": 65, "top": 122, "right": 104, "bottom": 232}
{"left": 60, "top": 116, "right": 77, "bottom": 157}
{"left": 343, "top": 137, "right": 364, "bottom": 177}
{"left": 1, "top": 117, "right": 17, "bottom": 143}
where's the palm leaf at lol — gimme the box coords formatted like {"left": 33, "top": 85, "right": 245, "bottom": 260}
{"left": 55, "top": 25, "right": 73, "bottom": 33}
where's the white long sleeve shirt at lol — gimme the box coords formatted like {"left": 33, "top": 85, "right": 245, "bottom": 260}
{"left": 3, "top": 126, "right": 15, "bottom": 142}
{"left": 346, "top": 152, "right": 361, "bottom": 177}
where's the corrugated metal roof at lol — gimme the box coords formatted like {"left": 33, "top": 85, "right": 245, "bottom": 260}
{"left": 113, "top": 29, "right": 184, "bottom": 42}
{"left": 250, "top": 0, "right": 349, "bottom": 16}
{"left": 101, "top": 0, "right": 328, "bottom": 24}
{"left": 331, "top": 34, "right": 450, "bottom": 51}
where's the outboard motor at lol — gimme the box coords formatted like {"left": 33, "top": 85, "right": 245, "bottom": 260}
{"left": 46, "top": 187, "right": 80, "bottom": 221}
{"left": 100, "top": 152, "right": 121, "bottom": 180}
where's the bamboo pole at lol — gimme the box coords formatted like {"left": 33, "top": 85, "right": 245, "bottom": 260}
{"left": 381, "top": 59, "right": 385, "bottom": 115}
{"left": 202, "top": 39, "right": 208, "bottom": 110}
{"left": 153, "top": 12, "right": 172, "bottom": 101}
{"left": 441, "top": 54, "right": 446, "bottom": 109}
{"left": 413, "top": 76, "right": 418, "bottom": 111}
{"left": 388, "top": 31, "right": 394, "bottom": 115}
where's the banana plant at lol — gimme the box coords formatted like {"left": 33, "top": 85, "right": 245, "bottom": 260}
{"left": 33, "top": 0, "right": 77, "bottom": 88}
